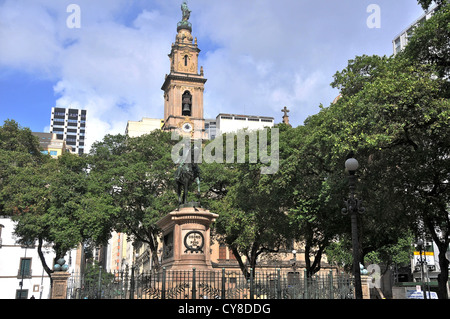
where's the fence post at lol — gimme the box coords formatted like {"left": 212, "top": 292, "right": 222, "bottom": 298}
{"left": 129, "top": 266, "right": 135, "bottom": 300}
{"left": 329, "top": 270, "right": 334, "bottom": 299}
{"left": 161, "top": 267, "right": 166, "bottom": 299}
{"left": 221, "top": 268, "right": 226, "bottom": 299}
{"left": 249, "top": 268, "right": 254, "bottom": 300}
{"left": 97, "top": 266, "right": 102, "bottom": 299}
{"left": 304, "top": 269, "right": 308, "bottom": 299}
{"left": 124, "top": 265, "right": 130, "bottom": 299}
{"left": 192, "top": 268, "right": 197, "bottom": 299}
{"left": 276, "top": 269, "right": 281, "bottom": 299}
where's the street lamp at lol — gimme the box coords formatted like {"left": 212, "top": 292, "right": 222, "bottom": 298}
{"left": 416, "top": 239, "right": 429, "bottom": 299}
{"left": 342, "top": 156, "right": 365, "bottom": 299}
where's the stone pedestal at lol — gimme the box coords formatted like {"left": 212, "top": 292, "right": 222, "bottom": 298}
{"left": 361, "top": 275, "right": 371, "bottom": 299}
{"left": 50, "top": 271, "right": 71, "bottom": 299}
{"left": 157, "top": 204, "right": 218, "bottom": 270}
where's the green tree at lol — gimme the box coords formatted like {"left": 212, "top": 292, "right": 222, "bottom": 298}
{"left": 275, "top": 122, "right": 349, "bottom": 277}
{"left": 88, "top": 130, "right": 178, "bottom": 269}
{"left": 4, "top": 151, "right": 114, "bottom": 279}
{"left": 0, "top": 120, "right": 42, "bottom": 213}
{"left": 406, "top": 3, "right": 450, "bottom": 88}
{"left": 205, "top": 128, "right": 293, "bottom": 278}
{"left": 417, "top": 0, "right": 448, "bottom": 11}
{"left": 1, "top": 120, "right": 115, "bottom": 282}
{"left": 325, "top": 8, "right": 450, "bottom": 296}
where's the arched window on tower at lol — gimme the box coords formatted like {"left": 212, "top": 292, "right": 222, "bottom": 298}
{"left": 182, "top": 91, "right": 192, "bottom": 116}
{"left": 184, "top": 55, "right": 189, "bottom": 67}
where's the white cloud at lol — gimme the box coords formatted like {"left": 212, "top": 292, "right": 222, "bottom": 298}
{"left": 0, "top": 1, "right": 61, "bottom": 76}
{"left": 0, "top": 0, "right": 426, "bottom": 151}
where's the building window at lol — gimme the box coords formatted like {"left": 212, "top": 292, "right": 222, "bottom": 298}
{"left": 219, "top": 244, "right": 227, "bottom": 260}
{"left": 394, "top": 38, "right": 401, "bottom": 53}
{"left": 16, "top": 290, "right": 28, "bottom": 299}
{"left": 50, "top": 151, "right": 57, "bottom": 156}
{"left": 184, "top": 55, "right": 189, "bottom": 66}
{"left": 18, "top": 258, "right": 32, "bottom": 279}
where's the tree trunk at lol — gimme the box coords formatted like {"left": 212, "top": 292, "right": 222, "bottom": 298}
{"left": 146, "top": 235, "right": 161, "bottom": 270}
{"left": 37, "top": 237, "right": 53, "bottom": 278}
{"left": 437, "top": 250, "right": 449, "bottom": 299}
{"left": 36, "top": 237, "right": 54, "bottom": 290}
{"left": 424, "top": 214, "right": 449, "bottom": 299}
{"left": 230, "top": 246, "right": 250, "bottom": 278}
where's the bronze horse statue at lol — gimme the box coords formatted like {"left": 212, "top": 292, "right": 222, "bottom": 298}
{"left": 174, "top": 144, "right": 200, "bottom": 206}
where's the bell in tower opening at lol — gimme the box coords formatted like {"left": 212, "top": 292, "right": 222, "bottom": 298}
{"left": 182, "top": 91, "right": 192, "bottom": 116}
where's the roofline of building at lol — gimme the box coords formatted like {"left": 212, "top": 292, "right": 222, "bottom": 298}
{"left": 392, "top": 4, "right": 438, "bottom": 42}
{"left": 216, "top": 113, "right": 274, "bottom": 120}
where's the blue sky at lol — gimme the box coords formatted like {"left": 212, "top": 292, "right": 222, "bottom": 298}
{"left": 0, "top": 0, "right": 426, "bottom": 151}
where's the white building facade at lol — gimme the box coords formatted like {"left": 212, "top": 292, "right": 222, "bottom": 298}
{"left": 0, "top": 216, "right": 53, "bottom": 299}
{"left": 215, "top": 113, "right": 274, "bottom": 135}
{"left": 125, "top": 118, "right": 163, "bottom": 138}
{"left": 0, "top": 216, "right": 82, "bottom": 299}
{"left": 392, "top": 5, "right": 437, "bottom": 55}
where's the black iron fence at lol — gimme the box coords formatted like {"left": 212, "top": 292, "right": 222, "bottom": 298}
{"left": 67, "top": 267, "right": 354, "bottom": 299}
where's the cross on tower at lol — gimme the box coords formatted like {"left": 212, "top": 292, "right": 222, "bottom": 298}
{"left": 281, "top": 106, "right": 291, "bottom": 126}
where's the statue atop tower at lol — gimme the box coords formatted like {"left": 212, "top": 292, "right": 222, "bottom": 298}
{"left": 178, "top": 1, "right": 192, "bottom": 32}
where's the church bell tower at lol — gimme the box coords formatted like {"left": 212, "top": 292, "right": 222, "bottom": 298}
{"left": 161, "top": 2, "right": 206, "bottom": 139}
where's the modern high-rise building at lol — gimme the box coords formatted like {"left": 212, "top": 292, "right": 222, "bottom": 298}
{"left": 392, "top": 5, "right": 437, "bottom": 55}
{"left": 49, "top": 107, "right": 86, "bottom": 155}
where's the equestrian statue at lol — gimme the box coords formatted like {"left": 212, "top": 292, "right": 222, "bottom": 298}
{"left": 174, "top": 144, "right": 200, "bottom": 207}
